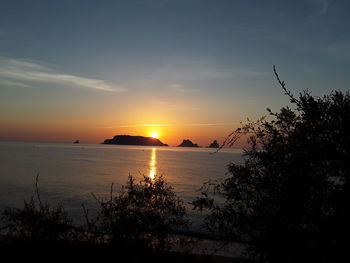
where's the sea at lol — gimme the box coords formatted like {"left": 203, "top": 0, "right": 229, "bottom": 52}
{"left": 0, "top": 141, "right": 243, "bottom": 226}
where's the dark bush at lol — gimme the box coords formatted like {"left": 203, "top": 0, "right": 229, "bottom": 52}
{"left": 0, "top": 174, "right": 194, "bottom": 261}
{"left": 1, "top": 174, "right": 190, "bottom": 253}
{"left": 92, "top": 175, "right": 189, "bottom": 251}
{"left": 1, "top": 176, "right": 73, "bottom": 242}
{"left": 193, "top": 67, "right": 350, "bottom": 262}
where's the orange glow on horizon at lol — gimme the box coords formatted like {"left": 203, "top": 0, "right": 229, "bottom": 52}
{"left": 0, "top": 121, "right": 245, "bottom": 147}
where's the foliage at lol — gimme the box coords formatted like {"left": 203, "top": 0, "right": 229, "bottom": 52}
{"left": 1, "top": 174, "right": 190, "bottom": 253}
{"left": 1, "top": 175, "right": 73, "bottom": 242}
{"left": 193, "top": 66, "right": 350, "bottom": 262}
{"left": 91, "top": 175, "right": 189, "bottom": 251}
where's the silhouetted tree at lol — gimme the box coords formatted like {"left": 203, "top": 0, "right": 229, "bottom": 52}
{"left": 193, "top": 66, "right": 350, "bottom": 262}
{"left": 1, "top": 175, "right": 73, "bottom": 242}
{"left": 93, "top": 175, "right": 189, "bottom": 251}
{"left": 0, "top": 175, "right": 193, "bottom": 261}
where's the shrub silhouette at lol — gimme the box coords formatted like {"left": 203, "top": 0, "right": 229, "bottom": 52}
{"left": 1, "top": 175, "right": 189, "bottom": 251}
{"left": 193, "top": 67, "right": 350, "bottom": 262}
{"left": 92, "top": 175, "right": 189, "bottom": 251}
{"left": 1, "top": 175, "right": 73, "bottom": 242}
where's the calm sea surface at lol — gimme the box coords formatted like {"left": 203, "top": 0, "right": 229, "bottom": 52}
{"left": 0, "top": 141, "right": 243, "bottom": 224}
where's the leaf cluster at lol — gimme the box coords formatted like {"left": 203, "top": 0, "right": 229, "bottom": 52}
{"left": 1, "top": 175, "right": 189, "bottom": 254}
{"left": 1, "top": 175, "right": 73, "bottom": 242}
{"left": 93, "top": 175, "right": 189, "bottom": 251}
{"left": 193, "top": 68, "right": 350, "bottom": 262}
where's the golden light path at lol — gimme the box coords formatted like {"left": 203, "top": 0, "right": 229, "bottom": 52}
{"left": 149, "top": 147, "right": 157, "bottom": 180}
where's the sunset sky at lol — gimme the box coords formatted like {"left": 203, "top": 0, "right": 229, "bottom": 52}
{"left": 1, "top": 0, "right": 350, "bottom": 146}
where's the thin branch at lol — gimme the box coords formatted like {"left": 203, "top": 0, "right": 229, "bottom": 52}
{"left": 91, "top": 192, "right": 101, "bottom": 205}
{"left": 35, "top": 173, "right": 43, "bottom": 208}
{"left": 213, "top": 128, "right": 243, "bottom": 154}
{"left": 81, "top": 203, "right": 90, "bottom": 226}
{"left": 210, "top": 241, "right": 229, "bottom": 256}
{"left": 273, "top": 65, "right": 297, "bottom": 104}
{"left": 110, "top": 183, "right": 114, "bottom": 202}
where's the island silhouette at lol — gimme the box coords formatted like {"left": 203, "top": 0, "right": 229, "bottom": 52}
{"left": 208, "top": 140, "right": 219, "bottom": 148}
{"left": 102, "top": 135, "right": 168, "bottom": 146}
{"left": 177, "top": 139, "right": 200, "bottom": 147}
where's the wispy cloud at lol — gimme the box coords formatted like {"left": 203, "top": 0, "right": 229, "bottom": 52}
{"left": 0, "top": 58, "right": 127, "bottom": 92}
{"left": 0, "top": 80, "right": 31, "bottom": 88}
{"left": 187, "top": 123, "right": 232, "bottom": 126}
{"left": 141, "top": 62, "right": 266, "bottom": 84}
{"left": 119, "top": 124, "right": 172, "bottom": 128}
{"left": 94, "top": 123, "right": 232, "bottom": 129}
{"left": 6, "top": 59, "right": 55, "bottom": 72}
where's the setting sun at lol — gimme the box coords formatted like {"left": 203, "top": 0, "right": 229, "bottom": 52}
{"left": 150, "top": 131, "right": 159, "bottom": 138}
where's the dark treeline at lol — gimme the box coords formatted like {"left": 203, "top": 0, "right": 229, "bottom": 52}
{"left": 1, "top": 68, "right": 349, "bottom": 262}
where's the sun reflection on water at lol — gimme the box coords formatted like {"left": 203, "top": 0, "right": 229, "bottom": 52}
{"left": 149, "top": 147, "right": 157, "bottom": 179}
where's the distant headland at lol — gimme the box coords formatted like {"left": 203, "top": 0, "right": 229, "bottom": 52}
{"left": 102, "top": 135, "right": 168, "bottom": 146}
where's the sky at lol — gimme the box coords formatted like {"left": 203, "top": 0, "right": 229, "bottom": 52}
{"left": 0, "top": 0, "right": 350, "bottom": 146}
